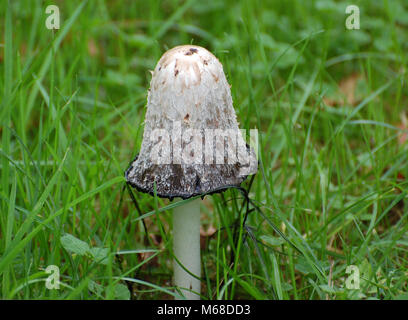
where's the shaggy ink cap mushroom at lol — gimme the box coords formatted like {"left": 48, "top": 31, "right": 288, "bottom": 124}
{"left": 126, "top": 45, "right": 257, "bottom": 199}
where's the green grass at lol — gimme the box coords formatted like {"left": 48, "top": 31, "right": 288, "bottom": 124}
{"left": 1, "top": 0, "right": 408, "bottom": 300}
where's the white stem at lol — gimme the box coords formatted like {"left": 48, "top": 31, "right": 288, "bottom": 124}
{"left": 173, "top": 198, "right": 201, "bottom": 300}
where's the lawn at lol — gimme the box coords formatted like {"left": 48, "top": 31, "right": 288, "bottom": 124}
{"left": 0, "top": 0, "right": 407, "bottom": 300}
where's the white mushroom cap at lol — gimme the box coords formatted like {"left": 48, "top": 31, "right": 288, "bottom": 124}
{"left": 126, "top": 45, "right": 257, "bottom": 199}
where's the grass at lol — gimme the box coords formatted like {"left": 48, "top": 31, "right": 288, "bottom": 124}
{"left": 0, "top": 0, "right": 408, "bottom": 300}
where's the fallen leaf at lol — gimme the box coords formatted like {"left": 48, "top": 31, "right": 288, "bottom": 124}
{"left": 323, "top": 73, "right": 363, "bottom": 107}
{"left": 339, "top": 72, "right": 362, "bottom": 105}
{"left": 200, "top": 225, "right": 217, "bottom": 249}
{"left": 396, "top": 112, "right": 408, "bottom": 145}
{"left": 87, "top": 38, "right": 99, "bottom": 57}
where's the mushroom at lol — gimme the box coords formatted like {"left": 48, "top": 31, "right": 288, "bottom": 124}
{"left": 126, "top": 45, "right": 257, "bottom": 299}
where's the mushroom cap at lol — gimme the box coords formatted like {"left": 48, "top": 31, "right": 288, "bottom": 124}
{"left": 126, "top": 45, "right": 257, "bottom": 199}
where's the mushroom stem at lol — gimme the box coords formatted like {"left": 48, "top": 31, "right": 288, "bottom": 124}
{"left": 173, "top": 198, "right": 201, "bottom": 300}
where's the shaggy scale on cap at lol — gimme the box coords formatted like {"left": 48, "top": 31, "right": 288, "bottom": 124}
{"left": 126, "top": 45, "right": 257, "bottom": 199}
